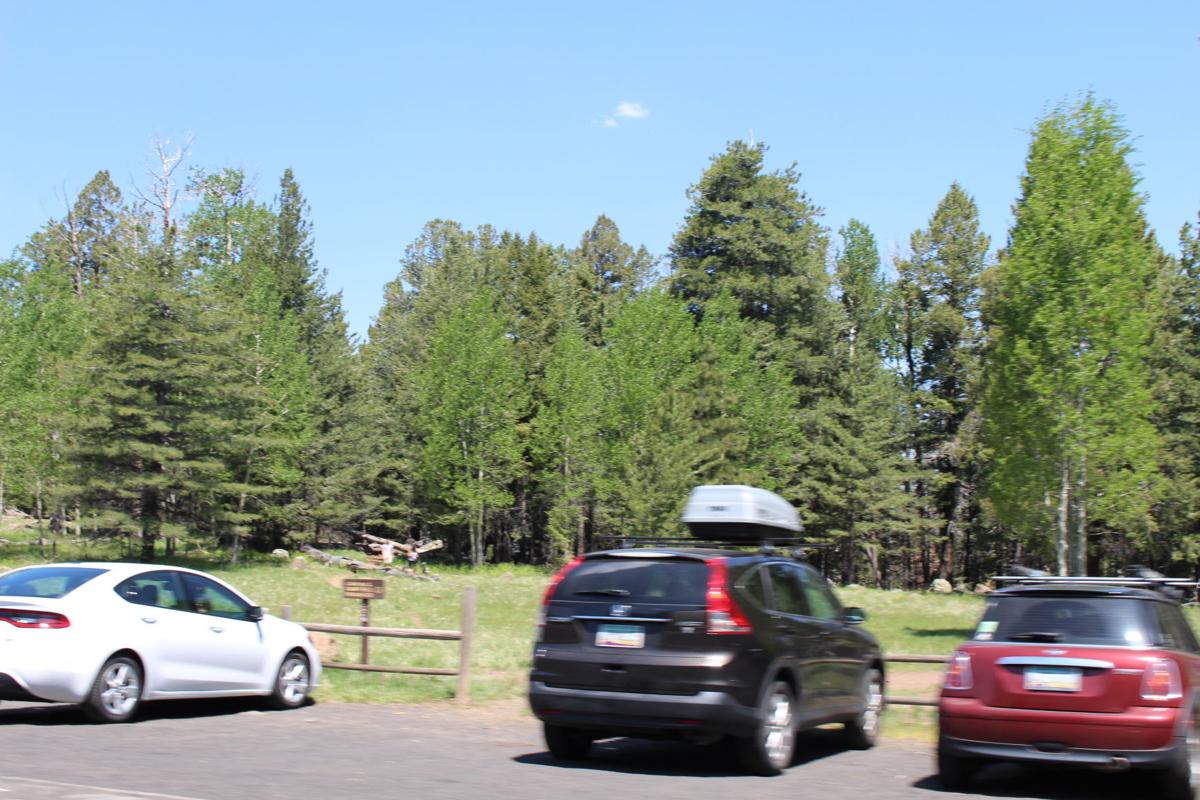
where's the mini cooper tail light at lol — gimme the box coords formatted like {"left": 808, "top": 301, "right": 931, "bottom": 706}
{"left": 0, "top": 609, "right": 70, "bottom": 629}
{"left": 943, "top": 650, "right": 974, "bottom": 691}
{"left": 1141, "top": 658, "right": 1183, "bottom": 700}
{"left": 704, "top": 558, "right": 752, "bottom": 635}
{"left": 535, "top": 556, "right": 583, "bottom": 639}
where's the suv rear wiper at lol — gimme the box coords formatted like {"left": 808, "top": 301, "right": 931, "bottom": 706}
{"left": 1009, "top": 631, "right": 1065, "bottom": 642}
{"left": 574, "top": 589, "right": 631, "bottom": 597}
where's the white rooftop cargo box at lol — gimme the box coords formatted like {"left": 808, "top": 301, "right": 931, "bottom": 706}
{"left": 681, "top": 484, "right": 801, "bottom": 541}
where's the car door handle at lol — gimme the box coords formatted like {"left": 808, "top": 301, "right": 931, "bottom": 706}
{"left": 141, "top": 617, "right": 157, "bottom": 624}
{"left": 209, "top": 626, "right": 224, "bottom": 633}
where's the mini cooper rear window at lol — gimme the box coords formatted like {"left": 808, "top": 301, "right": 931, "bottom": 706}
{"left": 977, "top": 596, "right": 1151, "bottom": 646}
{"left": 554, "top": 559, "right": 709, "bottom": 605}
{"left": 0, "top": 566, "right": 108, "bottom": 598}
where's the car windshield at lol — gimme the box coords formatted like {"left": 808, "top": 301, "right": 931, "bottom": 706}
{"left": 555, "top": 558, "right": 709, "bottom": 605}
{"left": 975, "top": 595, "right": 1152, "bottom": 647}
{"left": 0, "top": 566, "right": 108, "bottom": 598}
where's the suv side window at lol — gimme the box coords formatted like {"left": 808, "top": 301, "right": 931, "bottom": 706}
{"left": 739, "top": 566, "right": 769, "bottom": 609}
{"left": 765, "top": 563, "right": 809, "bottom": 617}
{"left": 114, "top": 570, "right": 186, "bottom": 611}
{"left": 798, "top": 567, "right": 843, "bottom": 621}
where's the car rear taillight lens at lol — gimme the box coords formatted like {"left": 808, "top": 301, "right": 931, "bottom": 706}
{"left": 536, "top": 556, "right": 584, "bottom": 639}
{"left": 0, "top": 609, "right": 70, "bottom": 629}
{"left": 705, "top": 558, "right": 752, "bottom": 635}
{"left": 1141, "top": 658, "right": 1183, "bottom": 700}
{"left": 943, "top": 650, "right": 973, "bottom": 691}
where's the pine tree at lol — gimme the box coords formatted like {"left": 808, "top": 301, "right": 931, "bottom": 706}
{"left": 1149, "top": 219, "right": 1200, "bottom": 566}
{"left": 981, "top": 96, "right": 1161, "bottom": 575}
{"left": 569, "top": 215, "right": 653, "bottom": 345}
{"left": 894, "top": 186, "right": 990, "bottom": 581}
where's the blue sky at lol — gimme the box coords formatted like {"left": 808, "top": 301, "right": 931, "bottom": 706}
{"left": 2, "top": 2, "right": 1196, "bottom": 340}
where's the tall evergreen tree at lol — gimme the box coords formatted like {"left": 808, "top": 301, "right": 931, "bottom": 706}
{"left": 1149, "top": 219, "right": 1200, "bottom": 566}
{"left": 569, "top": 215, "right": 653, "bottom": 345}
{"left": 894, "top": 185, "right": 989, "bottom": 581}
{"left": 981, "top": 97, "right": 1161, "bottom": 575}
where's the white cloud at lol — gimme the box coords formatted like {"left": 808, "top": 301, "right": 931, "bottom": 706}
{"left": 600, "top": 101, "right": 649, "bottom": 128}
{"left": 615, "top": 101, "right": 649, "bottom": 120}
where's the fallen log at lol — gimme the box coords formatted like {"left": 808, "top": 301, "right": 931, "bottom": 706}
{"left": 300, "top": 545, "right": 438, "bottom": 581}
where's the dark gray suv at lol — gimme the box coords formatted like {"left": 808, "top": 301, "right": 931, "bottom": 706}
{"left": 528, "top": 547, "right": 886, "bottom": 775}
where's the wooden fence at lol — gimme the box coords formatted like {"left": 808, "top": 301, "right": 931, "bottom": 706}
{"left": 282, "top": 586, "right": 476, "bottom": 703}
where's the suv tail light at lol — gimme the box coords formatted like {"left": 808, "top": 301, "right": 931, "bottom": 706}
{"left": 705, "top": 558, "right": 751, "bottom": 634}
{"left": 0, "top": 609, "right": 70, "bottom": 629}
{"left": 943, "top": 650, "right": 973, "bottom": 691}
{"left": 535, "top": 556, "right": 583, "bottom": 639}
{"left": 1141, "top": 658, "right": 1183, "bottom": 700}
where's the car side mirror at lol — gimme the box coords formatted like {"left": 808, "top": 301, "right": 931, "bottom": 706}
{"left": 843, "top": 607, "right": 867, "bottom": 625}
{"left": 247, "top": 606, "right": 265, "bottom": 622}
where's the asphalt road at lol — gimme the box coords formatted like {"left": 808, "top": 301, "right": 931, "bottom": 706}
{"left": 0, "top": 699, "right": 1165, "bottom": 800}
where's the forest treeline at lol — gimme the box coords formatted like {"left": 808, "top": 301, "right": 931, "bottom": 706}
{"left": 3, "top": 96, "right": 1199, "bottom": 586}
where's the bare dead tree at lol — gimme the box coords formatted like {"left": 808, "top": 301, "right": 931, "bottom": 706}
{"left": 133, "top": 135, "right": 193, "bottom": 240}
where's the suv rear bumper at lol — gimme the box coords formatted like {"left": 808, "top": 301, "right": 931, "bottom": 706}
{"left": 528, "top": 681, "right": 758, "bottom": 737}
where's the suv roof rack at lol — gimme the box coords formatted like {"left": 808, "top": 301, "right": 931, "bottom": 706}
{"left": 993, "top": 574, "right": 1200, "bottom": 601}
{"left": 592, "top": 535, "right": 819, "bottom": 554}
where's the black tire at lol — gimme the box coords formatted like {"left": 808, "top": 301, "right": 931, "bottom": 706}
{"left": 82, "top": 655, "right": 142, "bottom": 723}
{"left": 936, "top": 738, "right": 976, "bottom": 792}
{"left": 843, "top": 667, "right": 884, "bottom": 750}
{"left": 1161, "top": 719, "right": 1200, "bottom": 800}
{"left": 267, "top": 651, "right": 311, "bottom": 710}
{"left": 737, "top": 680, "right": 797, "bottom": 776}
{"left": 543, "top": 723, "right": 593, "bottom": 761}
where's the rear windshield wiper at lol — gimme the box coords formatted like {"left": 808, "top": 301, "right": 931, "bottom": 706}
{"left": 574, "top": 589, "right": 631, "bottom": 597}
{"left": 1009, "top": 631, "right": 1065, "bottom": 642}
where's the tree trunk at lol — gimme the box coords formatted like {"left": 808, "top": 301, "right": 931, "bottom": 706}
{"left": 1073, "top": 464, "right": 1087, "bottom": 576}
{"left": 1057, "top": 461, "right": 1070, "bottom": 576}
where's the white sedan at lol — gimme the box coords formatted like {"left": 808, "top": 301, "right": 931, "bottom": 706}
{"left": 0, "top": 562, "right": 320, "bottom": 722}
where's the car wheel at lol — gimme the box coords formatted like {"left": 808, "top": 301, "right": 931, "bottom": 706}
{"left": 1161, "top": 715, "right": 1200, "bottom": 800}
{"left": 937, "top": 737, "right": 976, "bottom": 791}
{"left": 83, "top": 655, "right": 142, "bottom": 723}
{"left": 737, "top": 680, "right": 796, "bottom": 776}
{"left": 843, "top": 667, "right": 884, "bottom": 749}
{"left": 267, "top": 651, "right": 311, "bottom": 710}
{"left": 543, "top": 723, "right": 593, "bottom": 760}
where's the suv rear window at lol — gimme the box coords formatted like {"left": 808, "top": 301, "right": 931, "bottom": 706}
{"left": 0, "top": 566, "right": 108, "bottom": 598}
{"left": 976, "top": 595, "right": 1151, "bottom": 647}
{"left": 554, "top": 558, "right": 708, "bottom": 605}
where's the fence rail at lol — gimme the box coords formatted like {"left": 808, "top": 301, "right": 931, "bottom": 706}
{"left": 283, "top": 586, "right": 476, "bottom": 703}
{"left": 885, "top": 653, "right": 947, "bottom": 707}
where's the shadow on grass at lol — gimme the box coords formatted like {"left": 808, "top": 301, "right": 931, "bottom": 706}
{"left": 514, "top": 727, "right": 852, "bottom": 778}
{"left": 905, "top": 627, "right": 975, "bottom": 639}
{"left": 912, "top": 760, "right": 1154, "bottom": 798}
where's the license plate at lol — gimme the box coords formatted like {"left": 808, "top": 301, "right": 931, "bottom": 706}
{"left": 1024, "top": 666, "right": 1082, "bottom": 692}
{"left": 595, "top": 624, "right": 644, "bottom": 648}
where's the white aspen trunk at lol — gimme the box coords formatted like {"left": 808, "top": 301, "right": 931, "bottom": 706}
{"left": 1057, "top": 461, "right": 1070, "bottom": 576}
{"left": 1074, "top": 462, "right": 1088, "bottom": 576}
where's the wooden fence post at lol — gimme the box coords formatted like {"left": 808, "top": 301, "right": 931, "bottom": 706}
{"left": 456, "top": 586, "right": 476, "bottom": 704}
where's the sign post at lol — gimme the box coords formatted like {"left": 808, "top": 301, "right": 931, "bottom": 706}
{"left": 342, "top": 578, "right": 386, "bottom": 665}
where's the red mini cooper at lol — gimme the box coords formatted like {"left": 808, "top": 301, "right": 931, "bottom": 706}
{"left": 938, "top": 576, "right": 1200, "bottom": 799}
